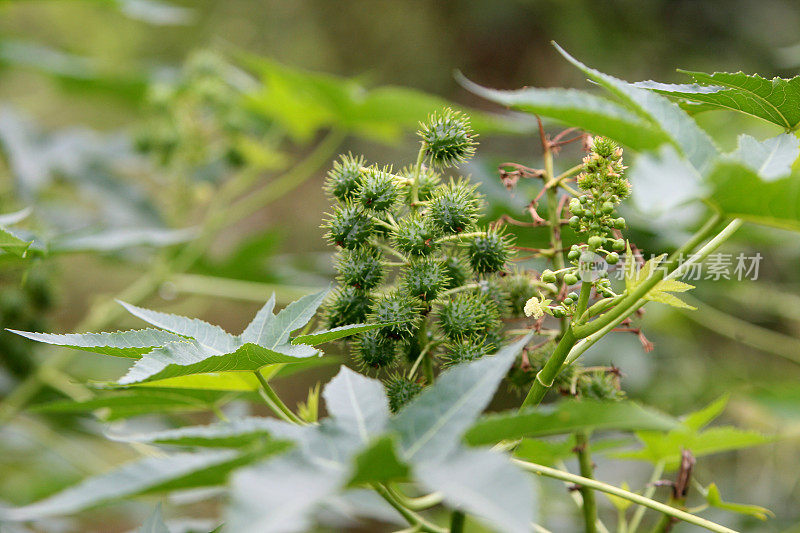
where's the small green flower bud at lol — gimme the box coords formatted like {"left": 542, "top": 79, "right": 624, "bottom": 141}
{"left": 612, "top": 238, "right": 626, "bottom": 251}
{"left": 564, "top": 273, "right": 579, "bottom": 286}
{"left": 606, "top": 252, "right": 620, "bottom": 265}
{"left": 568, "top": 292, "right": 579, "bottom": 300}
{"left": 567, "top": 249, "right": 581, "bottom": 261}
{"left": 568, "top": 216, "right": 581, "bottom": 229}
{"left": 541, "top": 270, "right": 557, "bottom": 284}
{"left": 587, "top": 236, "right": 604, "bottom": 250}
{"left": 579, "top": 195, "right": 588, "bottom": 204}
{"left": 602, "top": 201, "right": 615, "bottom": 214}
{"left": 613, "top": 217, "right": 626, "bottom": 229}
{"left": 563, "top": 297, "right": 574, "bottom": 305}
{"left": 418, "top": 108, "right": 478, "bottom": 168}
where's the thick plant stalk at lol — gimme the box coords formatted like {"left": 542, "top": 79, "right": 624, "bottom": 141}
{"left": 575, "top": 431, "right": 598, "bottom": 533}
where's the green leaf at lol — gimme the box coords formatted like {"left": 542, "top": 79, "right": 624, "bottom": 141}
{"left": 682, "top": 395, "right": 729, "bottom": 431}
{"left": 291, "top": 323, "right": 390, "bottom": 345}
{"left": 629, "top": 146, "right": 707, "bottom": 213}
{"left": 137, "top": 504, "right": 170, "bottom": 533}
{"left": 729, "top": 133, "right": 800, "bottom": 181}
{"left": 118, "top": 301, "right": 238, "bottom": 353}
{"left": 391, "top": 333, "right": 533, "bottom": 463}
{"left": 707, "top": 160, "right": 800, "bottom": 231}
{"left": 553, "top": 43, "right": 719, "bottom": 174}
{"left": 465, "top": 400, "right": 679, "bottom": 446}
{"left": 50, "top": 227, "right": 196, "bottom": 253}
{"left": 322, "top": 366, "right": 390, "bottom": 440}
{"left": 458, "top": 74, "right": 669, "bottom": 152}
{"left": 8, "top": 329, "right": 185, "bottom": 358}
{"left": 638, "top": 71, "right": 800, "bottom": 131}
{"left": 624, "top": 248, "right": 695, "bottom": 310}
{"left": 118, "top": 340, "right": 318, "bottom": 385}
{"left": 30, "top": 389, "right": 236, "bottom": 421}
{"left": 260, "top": 289, "right": 328, "bottom": 347}
{"left": 347, "top": 436, "right": 410, "bottom": 486}
{"left": 1, "top": 448, "right": 282, "bottom": 520}
{"left": 416, "top": 447, "right": 535, "bottom": 533}
{"left": 0, "top": 225, "right": 32, "bottom": 257}
{"left": 109, "top": 417, "right": 290, "bottom": 447}
{"left": 702, "top": 483, "right": 774, "bottom": 520}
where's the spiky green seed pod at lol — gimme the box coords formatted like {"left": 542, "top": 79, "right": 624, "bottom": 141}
{"left": 324, "top": 153, "right": 366, "bottom": 202}
{"left": 401, "top": 165, "right": 441, "bottom": 203}
{"left": 324, "top": 285, "right": 372, "bottom": 328}
{"left": 392, "top": 213, "right": 440, "bottom": 256}
{"left": 579, "top": 372, "right": 625, "bottom": 401}
{"left": 477, "top": 279, "right": 510, "bottom": 317}
{"left": 418, "top": 108, "right": 478, "bottom": 168}
{"left": 502, "top": 272, "right": 537, "bottom": 317}
{"left": 335, "top": 247, "right": 384, "bottom": 290}
{"left": 442, "top": 255, "right": 471, "bottom": 289}
{"left": 426, "top": 179, "right": 481, "bottom": 234}
{"left": 385, "top": 375, "right": 424, "bottom": 413}
{"left": 371, "top": 292, "right": 422, "bottom": 340}
{"left": 437, "top": 292, "right": 500, "bottom": 340}
{"left": 442, "top": 337, "right": 490, "bottom": 367}
{"left": 467, "top": 228, "right": 514, "bottom": 274}
{"left": 401, "top": 257, "right": 449, "bottom": 302}
{"left": 354, "top": 330, "right": 396, "bottom": 369}
{"left": 323, "top": 203, "right": 374, "bottom": 249}
{"left": 357, "top": 166, "right": 400, "bottom": 212}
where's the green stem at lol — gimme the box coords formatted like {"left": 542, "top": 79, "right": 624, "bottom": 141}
{"left": 520, "top": 328, "right": 577, "bottom": 409}
{"left": 513, "top": 460, "right": 737, "bottom": 533}
{"left": 576, "top": 431, "right": 598, "bottom": 533}
{"left": 450, "top": 511, "right": 466, "bottom": 533}
{"left": 387, "top": 485, "right": 443, "bottom": 511}
{"left": 574, "top": 282, "right": 593, "bottom": 323}
{"left": 373, "top": 484, "right": 446, "bottom": 533}
{"left": 253, "top": 371, "right": 305, "bottom": 425}
{"left": 628, "top": 461, "right": 665, "bottom": 532}
{"left": 435, "top": 231, "right": 487, "bottom": 243}
{"left": 410, "top": 143, "right": 427, "bottom": 206}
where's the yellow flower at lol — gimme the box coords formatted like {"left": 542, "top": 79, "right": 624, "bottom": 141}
{"left": 524, "top": 295, "right": 549, "bottom": 319}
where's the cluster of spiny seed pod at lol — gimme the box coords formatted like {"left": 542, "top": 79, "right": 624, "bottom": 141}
{"left": 322, "top": 109, "right": 537, "bottom": 412}
{"left": 538, "top": 136, "right": 629, "bottom": 307}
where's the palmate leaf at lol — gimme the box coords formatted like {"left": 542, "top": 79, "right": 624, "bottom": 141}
{"left": 110, "top": 416, "right": 292, "bottom": 448}
{"left": 1, "top": 444, "right": 286, "bottom": 521}
{"left": 637, "top": 71, "right": 800, "bottom": 131}
{"left": 464, "top": 400, "right": 679, "bottom": 446}
{"left": 391, "top": 333, "right": 533, "bottom": 463}
{"left": 701, "top": 483, "right": 774, "bottom": 521}
{"left": 226, "top": 366, "right": 391, "bottom": 533}
{"left": 730, "top": 133, "right": 799, "bottom": 181}
{"left": 552, "top": 43, "right": 719, "bottom": 175}
{"left": 416, "top": 447, "right": 534, "bottom": 533}
{"left": 457, "top": 74, "right": 669, "bottom": 152}
{"left": 13, "top": 289, "right": 385, "bottom": 386}
{"left": 613, "top": 396, "right": 773, "bottom": 469}
{"left": 624, "top": 248, "right": 695, "bottom": 310}
{"left": 0, "top": 209, "right": 33, "bottom": 256}
{"left": 8, "top": 329, "right": 185, "bottom": 358}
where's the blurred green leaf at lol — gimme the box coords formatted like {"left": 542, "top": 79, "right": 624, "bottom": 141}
{"left": 391, "top": 333, "right": 532, "bottom": 463}
{"left": 110, "top": 417, "right": 288, "bottom": 447}
{"left": 416, "top": 447, "right": 534, "bottom": 533}
{"left": 729, "top": 133, "right": 799, "bottom": 180}
{"left": 137, "top": 504, "right": 170, "bottom": 533}
{"left": 702, "top": 483, "right": 774, "bottom": 520}
{"left": 458, "top": 75, "right": 669, "bottom": 152}
{"left": 465, "top": 400, "right": 679, "bottom": 446}
{"left": 347, "top": 436, "right": 409, "bottom": 486}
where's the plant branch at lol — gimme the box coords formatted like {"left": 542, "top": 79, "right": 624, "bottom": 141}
{"left": 513, "top": 460, "right": 737, "bottom": 533}
{"left": 576, "top": 431, "right": 598, "bottom": 533}
{"left": 253, "top": 371, "right": 305, "bottom": 425}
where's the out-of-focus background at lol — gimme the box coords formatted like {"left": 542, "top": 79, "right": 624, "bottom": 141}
{"left": 1, "top": 1, "right": 799, "bottom": 531}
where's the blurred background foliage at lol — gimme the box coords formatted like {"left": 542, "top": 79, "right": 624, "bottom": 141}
{"left": 0, "top": 0, "right": 799, "bottom": 531}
